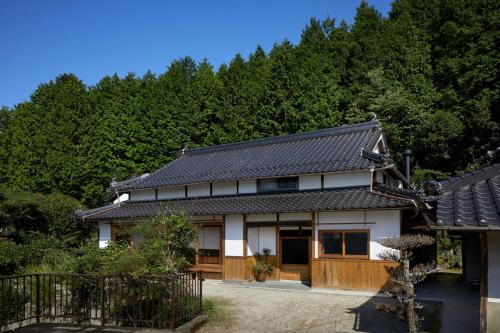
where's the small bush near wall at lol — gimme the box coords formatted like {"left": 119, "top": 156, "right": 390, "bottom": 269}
{"left": 436, "top": 231, "right": 462, "bottom": 270}
{"left": 100, "top": 212, "right": 197, "bottom": 276}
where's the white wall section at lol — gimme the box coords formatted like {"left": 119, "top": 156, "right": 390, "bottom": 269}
{"left": 129, "top": 189, "right": 156, "bottom": 201}
{"left": 98, "top": 222, "right": 111, "bottom": 248}
{"left": 299, "top": 174, "right": 322, "bottom": 190}
{"left": 157, "top": 186, "right": 185, "bottom": 200}
{"left": 488, "top": 232, "right": 500, "bottom": 301}
{"left": 187, "top": 183, "right": 210, "bottom": 197}
{"left": 239, "top": 180, "right": 257, "bottom": 193}
{"left": 225, "top": 214, "right": 244, "bottom": 256}
{"left": 323, "top": 171, "right": 371, "bottom": 188}
{"left": 212, "top": 182, "right": 238, "bottom": 196}
{"left": 247, "top": 226, "right": 276, "bottom": 255}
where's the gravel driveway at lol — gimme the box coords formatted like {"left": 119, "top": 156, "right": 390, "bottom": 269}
{"left": 197, "top": 281, "right": 406, "bottom": 333}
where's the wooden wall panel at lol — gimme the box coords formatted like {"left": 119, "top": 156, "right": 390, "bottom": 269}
{"left": 198, "top": 256, "right": 220, "bottom": 264}
{"left": 280, "top": 264, "right": 311, "bottom": 281}
{"left": 311, "top": 259, "right": 398, "bottom": 291}
{"left": 223, "top": 257, "right": 248, "bottom": 280}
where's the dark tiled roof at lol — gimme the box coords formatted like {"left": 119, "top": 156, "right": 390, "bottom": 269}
{"left": 78, "top": 186, "right": 414, "bottom": 221}
{"left": 436, "top": 163, "right": 500, "bottom": 229}
{"left": 114, "top": 121, "right": 385, "bottom": 191}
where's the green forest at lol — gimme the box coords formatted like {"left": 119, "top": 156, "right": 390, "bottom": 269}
{"left": 0, "top": 0, "right": 498, "bottom": 209}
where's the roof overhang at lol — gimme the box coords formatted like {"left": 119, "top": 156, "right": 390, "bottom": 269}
{"left": 78, "top": 186, "right": 415, "bottom": 222}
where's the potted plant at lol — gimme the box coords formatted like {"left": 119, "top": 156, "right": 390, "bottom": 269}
{"left": 252, "top": 248, "right": 274, "bottom": 282}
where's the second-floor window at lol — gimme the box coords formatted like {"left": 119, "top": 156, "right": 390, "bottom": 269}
{"left": 257, "top": 177, "right": 298, "bottom": 193}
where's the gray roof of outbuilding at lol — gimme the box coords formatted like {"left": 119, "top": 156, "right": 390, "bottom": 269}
{"left": 436, "top": 163, "right": 500, "bottom": 229}
{"left": 78, "top": 186, "right": 414, "bottom": 221}
{"left": 113, "top": 120, "right": 386, "bottom": 191}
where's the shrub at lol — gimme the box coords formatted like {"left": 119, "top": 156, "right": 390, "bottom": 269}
{"left": 0, "top": 282, "right": 28, "bottom": 324}
{"left": 101, "top": 212, "right": 197, "bottom": 277}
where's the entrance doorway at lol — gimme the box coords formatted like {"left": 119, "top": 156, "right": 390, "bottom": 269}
{"left": 279, "top": 229, "right": 311, "bottom": 281}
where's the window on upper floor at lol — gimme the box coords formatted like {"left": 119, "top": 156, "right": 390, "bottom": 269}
{"left": 257, "top": 177, "right": 298, "bottom": 193}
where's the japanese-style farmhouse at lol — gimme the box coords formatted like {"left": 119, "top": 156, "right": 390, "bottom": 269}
{"left": 78, "top": 120, "right": 418, "bottom": 291}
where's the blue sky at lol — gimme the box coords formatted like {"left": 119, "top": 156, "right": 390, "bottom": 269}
{"left": 0, "top": 0, "right": 392, "bottom": 108}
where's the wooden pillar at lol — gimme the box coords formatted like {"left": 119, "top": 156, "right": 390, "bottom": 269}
{"left": 480, "top": 231, "right": 488, "bottom": 333}
{"left": 276, "top": 225, "right": 280, "bottom": 280}
{"left": 243, "top": 215, "right": 248, "bottom": 279}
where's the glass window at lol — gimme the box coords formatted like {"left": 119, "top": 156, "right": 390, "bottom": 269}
{"left": 345, "top": 232, "right": 368, "bottom": 256}
{"left": 257, "top": 177, "right": 298, "bottom": 192}
{"left": 319, "top": 230, "right": 369, "bottom": 258}
{"left": 321, "top": 232, "right": 342, "bottom": 255}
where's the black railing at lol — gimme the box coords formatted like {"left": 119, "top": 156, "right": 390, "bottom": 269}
{"left": 0, "top": 272, "right": 202, "bottom": 332}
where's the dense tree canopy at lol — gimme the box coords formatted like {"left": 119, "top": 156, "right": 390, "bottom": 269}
{"left": 0, "top": 0, "right": 498, "bottom": 207}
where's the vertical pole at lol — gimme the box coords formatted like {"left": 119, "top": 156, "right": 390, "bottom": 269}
{"left": 35, "top": 274, "right": 40, "bottom": 325}
{"left": 170, "top": 276, "right": 176, "bottom": 328}
{"left": 199, "top": 271, "right": 203, "bottom": 314}
{"left": 101, "top": 277, "right": 105, "bottom": 327}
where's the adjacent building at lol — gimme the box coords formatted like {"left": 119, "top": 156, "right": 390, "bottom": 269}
{"left": 423, "top": 163, "right": 500, "bottom": 333}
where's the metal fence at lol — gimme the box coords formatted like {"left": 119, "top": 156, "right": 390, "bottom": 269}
{"left": 0, "top": 272, "right": 202, "bottom": 332}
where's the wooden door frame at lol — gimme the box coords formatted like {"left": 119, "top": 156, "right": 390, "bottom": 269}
{"left": 196, "top": 224, "right": 223, "bottom": 265}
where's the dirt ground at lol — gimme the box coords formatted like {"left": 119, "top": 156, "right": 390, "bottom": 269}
{"left": 196, "top": 281, "right": 407, "bottom": 333}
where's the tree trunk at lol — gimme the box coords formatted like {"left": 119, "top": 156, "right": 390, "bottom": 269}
{"left": 403, "top": 254, "right": 418, "bottom": 333}
{"left": 407, "top": 297, "right": 417, "bottom": 333}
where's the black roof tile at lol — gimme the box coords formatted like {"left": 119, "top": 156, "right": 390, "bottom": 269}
{"left": 114, "top": 120, "right": 384, "bottom": 191}
{"left": 436, "top": 163, "right": 500, "bottom": 228}
{"left": 78, "top": 186, "right": 414, "bottom": 221}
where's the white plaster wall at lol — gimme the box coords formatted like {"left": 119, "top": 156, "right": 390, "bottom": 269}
{"left": 247, "top": 227, "right": 276, "bottom": 255}
{"left": 239, "top": 180, "right": 257, "bottom": 194}
{"left": 315, "top": 210, "right": 400, "bottom": 260}
{"left": 98, "top": 222, "right": 111, "bottom": 248}
{"left": 129, "top": 189, "right": 156, "bottom": 201}
{"left": 299, "top": 175, "right": 322, "bottom": 190}
{"left": 157, "top": 186, "right": 185, "bottom": 200}
{"left": 323, "top": 171, "right": 371, "bottom": 188}
{"left": 113, "top": 193, "right": 129, "bottom": 204}
{"left": 212, "top": 182, "right": 237, "bottom": 196}
{"left": 198, "top": 226, "right": 220, "bottom": 249}
{"left": 225, "top": 214, "right": 244, "bottom": 256}
{"left": 247, "top": 213, "right": 278, "bottom": 222}
{"left": 187, "top": 183, "right": 210, "bottom": 197}
{"left": 373, "top": 134, "right": 386, "bottom": 153}
{"left": 488, "top": 232, "right": 500, "bottom": 302}
{"left": 376, "top": 171, "right": 384, "bottom": 183}
{"left": 279, "top": 212, "right": 312, "bottom": 221}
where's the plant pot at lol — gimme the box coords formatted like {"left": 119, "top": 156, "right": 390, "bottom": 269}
{"left": 256, "top": 272, "right": 266, "bottom": 282}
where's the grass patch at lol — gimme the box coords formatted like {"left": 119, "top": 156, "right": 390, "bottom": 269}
{"left": 198, "top": 296, "right": 234, "bottom": 332}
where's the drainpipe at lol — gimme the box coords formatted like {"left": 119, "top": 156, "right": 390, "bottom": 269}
{"left": 369, "top": 166, "right": 375, "bottom": 191}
